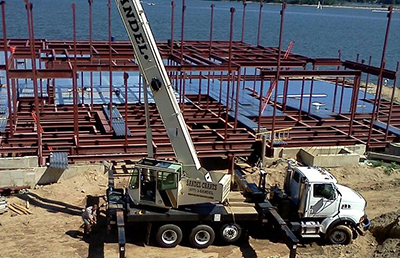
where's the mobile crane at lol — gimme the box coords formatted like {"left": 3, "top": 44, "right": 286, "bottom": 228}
{"left": 106, "top": 1, "right": 369, "bottom": 257}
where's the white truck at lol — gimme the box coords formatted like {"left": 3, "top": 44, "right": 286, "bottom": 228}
{"left": 271, "top": 161, "right": 370, "bottom": 245}
{"left": 105, "top": 1, "right": 370, "bottom": 257}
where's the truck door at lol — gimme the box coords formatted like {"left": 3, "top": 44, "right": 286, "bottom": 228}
{"left": 289, "top": 170, "right": 301, "bottom": 206}
{"left": 141, "top": 168, "right": 157, "bottom": 203}
{"left": 305, "top": 183, "right": 340, "bottom": 218}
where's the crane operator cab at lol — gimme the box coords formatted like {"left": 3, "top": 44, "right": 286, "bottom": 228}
{"left": 128, "top": 159, "right": 180, "bottom": 208}
{"left": 128, "top": 158, "right": 230, "bottom": 209}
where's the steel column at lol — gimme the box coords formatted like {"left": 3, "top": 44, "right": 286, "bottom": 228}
{"left": 363, "top": 56, "right": 372, "bottom": 99}
{"left": 225, "top": 7, "right": 235, "bottom": 140}
{"left": 257, "top": 1, "right": 263, "bottom": 46}
{"left": 376, "top": 6, "right": 393, "bottom": 117}
{"left": 25, "top": 1, "right": 42, "bottom": 165}
{"left": 234, "top": 68, "right": 241, "bottom": 129}
{"left": 180, "top": 0, "right": 185, "bottom": 65}
{"left": 72, "top": 4, "right": 80, "bottom": 151}
{"left": 170, "top": 1, "right": 175, "bottom": 55}
{"left": 209, "top": 4, "right": 214, "bottom": 55}
{"left": 88, "top": 0, "right": 93, "bottom": 109}
{"left": 124, "top": 72, "right": 129, "bottom": 152}
{"left": 385, "top": 61, "right": 399, "bottom": 141}
{"left": 108, "top": 0, "right": 113, "bottom": 133}
{"left": 271, "top": 3, "right": 286, "bottom": 150}
{"left": 1, "top": 1, "right": 13, "bottom": 137}
{"left": 241, "top": 0, "right": 247, "bottom": 42}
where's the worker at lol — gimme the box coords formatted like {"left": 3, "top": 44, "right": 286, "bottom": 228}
{"left": 82, "top": 204, "right": 98, "bottom": 235}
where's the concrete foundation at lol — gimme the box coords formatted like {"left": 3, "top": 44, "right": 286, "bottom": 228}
{"left": 272, "top": 144, "right": 366, "bottom": 159}
{"left": 0, "top": 156, "right": 105, "bottom": 188}
{"left": 299, "top": 147, "right": 360, "bottom": 167}
{"left": 0, "top": 156, "right": 39, "bottom": 169}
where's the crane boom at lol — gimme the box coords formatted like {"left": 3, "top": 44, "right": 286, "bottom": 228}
{"left": 115, "top": 0, "right": 206, "bottom": 179}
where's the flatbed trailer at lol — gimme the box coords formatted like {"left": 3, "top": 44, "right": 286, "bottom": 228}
{"left": 107, "top": 169, "right": 298, "bottom": 258}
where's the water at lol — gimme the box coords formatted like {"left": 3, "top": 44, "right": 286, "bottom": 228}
{"left": 1, "top": 0, "right": 399, "bottom": 70}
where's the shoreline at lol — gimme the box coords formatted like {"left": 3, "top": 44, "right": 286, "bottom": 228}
{"left": 228, "top": 1, "right": 400, "bottom": 11}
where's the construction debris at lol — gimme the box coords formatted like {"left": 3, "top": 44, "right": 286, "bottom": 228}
{"left": 7, "top": 203, "right": 32, "bottom": 215}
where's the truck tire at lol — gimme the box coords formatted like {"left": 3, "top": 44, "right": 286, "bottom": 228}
{"left": 219, "top": 223, "right": 242, "bottom": 243}
{"left": 189, "top": 225, "right": 215, "bottom": 248}
{"left": 327, "top": 225, "right": 353, "bottom": 245}
{"left": 156, "top": 224, "right": 183, "bottom": 248}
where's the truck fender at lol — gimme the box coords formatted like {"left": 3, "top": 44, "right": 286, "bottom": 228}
{"left": 321, "top": 216, "right": 357, "bottom": 234}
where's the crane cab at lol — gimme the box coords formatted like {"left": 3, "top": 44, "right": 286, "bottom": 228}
{"left": 127, "top": 158, "right": 231, "bottom": 209}
{"left": 128, "top": 158, "right": 181, "bottom": 209}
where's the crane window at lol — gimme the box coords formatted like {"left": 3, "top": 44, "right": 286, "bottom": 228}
{"left": 313, "top": 184, "right": 335, "bottom": 199}
{"left": 157, "top": 171, "right": 178, "bottom": 191}
{"left": 129, "top": 168, "right": 139, "bottom": 189}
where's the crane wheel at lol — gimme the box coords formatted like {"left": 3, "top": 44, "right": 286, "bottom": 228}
{"left": 327, "top": 225, "right": 353, "bottom": 245}
{"left": 156, "top": 224, "right": 183, "bottom": 248}
{"left": 189, "top": 224, "right": 215, "bottom": 249}
{"left": 219, "top": 223, "right": 242, "bottom": 243}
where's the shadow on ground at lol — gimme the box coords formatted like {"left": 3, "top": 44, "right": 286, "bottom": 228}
{"left": 18, "top": 192, "right": 83, "bottom": 216}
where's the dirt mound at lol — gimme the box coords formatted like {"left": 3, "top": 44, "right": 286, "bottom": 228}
{"left": 370, "top": 210, "right": 400, "bottom": 257}
{"left": 371, "top": 210, "right": 400, "bottom": 243}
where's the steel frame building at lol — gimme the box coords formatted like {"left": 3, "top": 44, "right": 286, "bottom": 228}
{"left": 0, "top": 2, "right": 398, "bottom": 166}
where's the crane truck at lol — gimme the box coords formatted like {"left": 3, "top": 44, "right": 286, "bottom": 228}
{"left": 106, "top": 1, "right": 370, "bottom": 257}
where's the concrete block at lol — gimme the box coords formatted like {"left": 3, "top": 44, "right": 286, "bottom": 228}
{"left": 0, "top": 169, "right": 36, "bottom": 187}
{"left": 0, "top": 163, "right": 104, "bottom": 187}
{"left": 368, "top": 152, "right": 400, "bottom": 163}
{"left": 0, "top": 156, "right": 38, "bottom": 169}
{"left": 385, "top": 143, "right": 400, "bottom": 156}
{"left": 0, "top": 171, "right": 12, "bottom": 187}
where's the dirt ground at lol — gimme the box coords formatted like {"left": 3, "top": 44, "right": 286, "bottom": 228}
{"left": 0, "top": 161, "right": 399, "bottom": 258}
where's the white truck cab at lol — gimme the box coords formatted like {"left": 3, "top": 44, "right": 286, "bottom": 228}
{"left": 275, "top": 162, "right": 370, "bottom": 245}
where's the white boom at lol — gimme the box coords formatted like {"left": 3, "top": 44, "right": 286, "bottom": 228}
{"left": 114, "top": 0, "right": 209, "bottom": 181}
